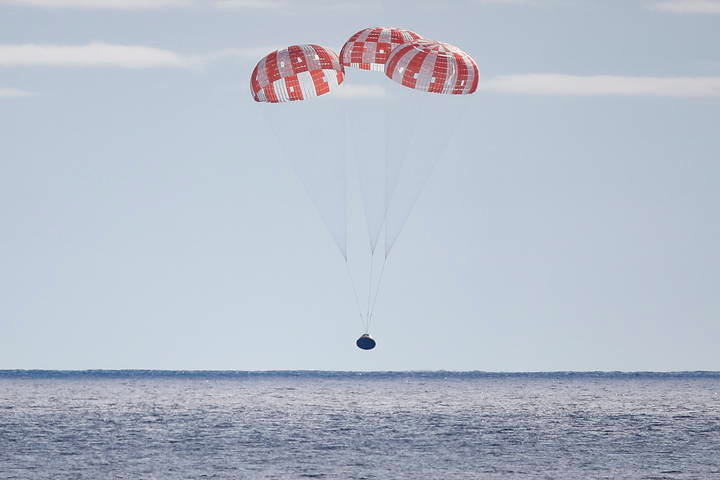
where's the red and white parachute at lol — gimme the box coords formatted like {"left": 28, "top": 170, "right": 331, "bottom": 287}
{"left": 250, "top": 31, "right": 479, "bottom": 339}
{"left": 251, "top": 45, "right": 344, "bottom": 103}
{"left": 385, "top": 39, "right": 479, "bottom": 95}
{"left": 340, "top": 27, "right": 422, "bottom": 72}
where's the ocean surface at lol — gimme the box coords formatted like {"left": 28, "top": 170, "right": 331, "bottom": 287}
{"left": 0, "top": 371, "right": 719, "bottom": 479}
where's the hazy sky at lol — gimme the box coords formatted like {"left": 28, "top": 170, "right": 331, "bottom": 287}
{"left": 1, "top": 0, "right": 719, "bottom": 371}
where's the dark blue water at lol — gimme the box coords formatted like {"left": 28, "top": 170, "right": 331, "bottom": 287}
{"left": 1, "top": 371, "right": 719, "bottom": 479}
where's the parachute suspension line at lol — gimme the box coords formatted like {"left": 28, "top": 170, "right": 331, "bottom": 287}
{"left": 384, "top": 99, "right": 470, "bottom": 256}
{"left": 344, "top": 258, "right": 365, "bottom": 329}
{"left": 367, "top": 255, "right": 388, "bottom": 333}
{"left": 365, "top": 249, "right": 375, "bottom": 333}
{"left": 336, "top": 104, "right": 365, "bottom": 329}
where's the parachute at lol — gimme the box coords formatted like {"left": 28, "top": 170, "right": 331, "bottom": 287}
{"left": 252, "top": 45, "right": 349, "bottom": 257}
{"left": 384, "top": 39, "right": 479, "bottom": 95}
{"left": 250, "top": 44, "right": 344, "bottom": 103}
{"left": 251, "top": 31, "right": 479, "bottom": 350}
{"left": 339, "top": 27, "right": 421, "bottom": 72}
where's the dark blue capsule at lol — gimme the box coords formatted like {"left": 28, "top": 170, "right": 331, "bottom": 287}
{"left": 356, "top": 334, "right": 376, "bottom": 350}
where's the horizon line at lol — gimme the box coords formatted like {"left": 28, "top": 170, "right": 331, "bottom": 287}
{"left": 1, "top": 369, "right": 718, "bottom": 376}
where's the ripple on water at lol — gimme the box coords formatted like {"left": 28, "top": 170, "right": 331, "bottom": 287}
{"left": 0, "top": 373, "right": 718, "bottom": 479}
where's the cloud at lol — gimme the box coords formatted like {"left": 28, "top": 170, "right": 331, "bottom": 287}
{"left": 0, "top": 87, "right": 33, "bottom": 98}
{"left": 412, "top": 0, "right": 541, "bottom": 7}
{"left": 0, "top": 0, "right": 193, "bottom": 8}
{"left": 0, "top": 43, "right": 283, "bottom": 69}
{"left": 213, "top": 0, "right": 378, "bottom": 12}
{"left": 202, "top": 46, "right": 283, "bottom": 62}
{"left": 0, "top": 43, "right": 198, "bottom": 68}
{"left": 333, "top": 84, "right": 386, "bottom": 99}
{"left": 474, "top": 0, "right": 541, "bottom": 4}
{"left": 480, "top": 74, "right": 720, "bottom": 98}
{"left": 652, "top": 0, "right": 720, "bottom": 13}
{"left": 213, "top": 0, "right": 284, "bottom": 8}
{"left": 0, "top": 0, "right": 366, "bottom": 10}
{"left": 0, "top": 0, "right": 287, "bottom": 8}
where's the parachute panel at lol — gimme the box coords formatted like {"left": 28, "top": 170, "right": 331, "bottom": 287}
{"left": 340, "top": 27, "right": 422, "bottom": 72}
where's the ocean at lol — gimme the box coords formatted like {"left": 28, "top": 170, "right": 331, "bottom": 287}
{"left": 1, "top": 371, "right": 718, "bottom": 479}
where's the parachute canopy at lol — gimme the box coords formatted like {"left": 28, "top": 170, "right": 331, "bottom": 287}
{"left": 250, "top": 44, "right": 344, "bottom": 103}
{"left": 340, "top": 27, "right": 422, "bottom": 72}
{"left": 385, "top": 39, "right": 479, "bottom": 95}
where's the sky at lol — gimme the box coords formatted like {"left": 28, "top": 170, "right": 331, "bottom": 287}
{"left": 1, "top": 0, "right": 719, "bottom": 371}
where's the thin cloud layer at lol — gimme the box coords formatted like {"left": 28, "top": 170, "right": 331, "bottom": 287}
{"left": 204, "top": 46, "right": 283, "bottom": 62}
{"left": 0, "top": 43, "right": 197, "bottom": 68}
{"left": 0, "top": 0, "right": 291, "bottom": 8}
{"left": 0, "top": 0, "right": 193, "bottom": 8}
{"left": 0, "top": 0, "right": 364, "bottom": 9}
{"left": 653, "top": 0, "right": 720, "bottom": 13}
{"left": 481, "top": 74, "right": 720, "bottom": 97}
{"left": 474, "top": 0, "right": 541, "bottom": 4}
{"left": 0, "top": 87, "right": 32, "bottom": 97}
{"left": 214, "top": 0, "right": 284, "bottom": 8}
{"left": 214, "top": 0, "right": 376, "bottom": 11}
{"left": 332, "top": 84, "right": 386, "bottom": 99}
{"left": 0, "top": 43, "right": 289, "bottom": 69}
